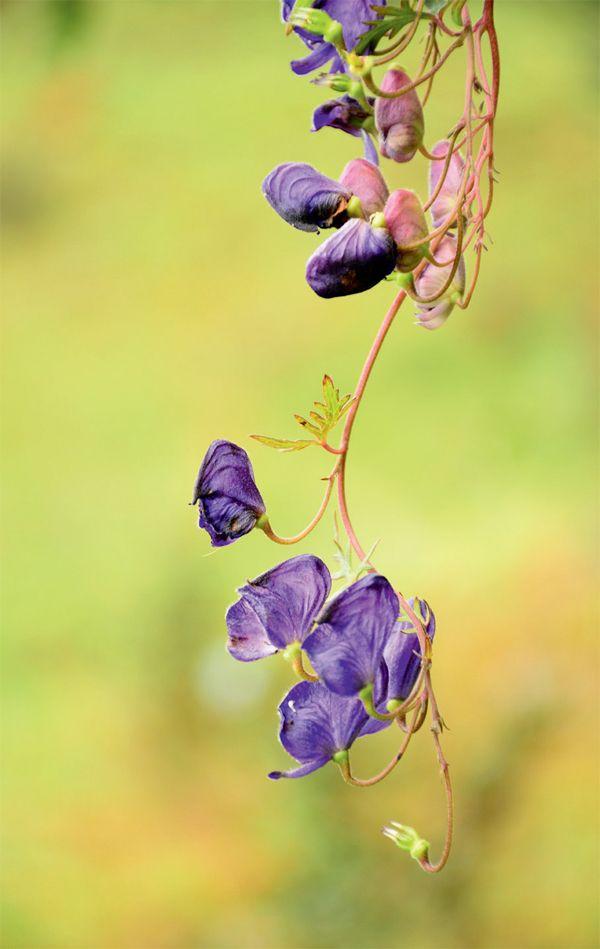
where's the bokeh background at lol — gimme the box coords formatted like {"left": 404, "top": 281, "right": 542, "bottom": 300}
{"left": 1, "top": 2, "right": 598, "bottom": 947}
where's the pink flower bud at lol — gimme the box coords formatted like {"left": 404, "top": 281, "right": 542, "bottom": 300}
{"left": 414, "top": 236, "right": 466, "bottom": 330}
{"left": 339, "top": 158, "right": 390, "bottom": 218}
{"left": 375, "top": 68, "right": 424, "bottom": 163}
{"left": 383, "top": 189, "right": 429, "bottom": 272}
{"left": 428, "top": 140, "right": 466, "bottom": 228}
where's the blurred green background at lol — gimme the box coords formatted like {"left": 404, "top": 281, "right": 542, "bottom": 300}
{"left": 1, "top": 2, "right": 598, "bottom": 947}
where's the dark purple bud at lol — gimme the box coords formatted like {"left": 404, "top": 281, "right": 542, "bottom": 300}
{"left": 312, "top": 95, "right": 370, "bottom": 139}
{"left": 414, "top": 236, "right": 466, "bottom": 330}
{"left": 305, "top": 219, "right": 397, "bottom": 297}
{"left": 383, "top": 189, "right": 429, "bottom": 272}
{"left": 192, "top": 440, "right": 265, "bottom": 547}
{"left": 232, "top": 554, "right": 331, "bottom": 654}
{"left": 429, "top": 139, "right": 466, "bottom": 228}
{"left": 383, "top": 598, "right": 436, "bottom": 702}
{"left": 262, "top": 162, "right": 350, "bottom": 232}
{"left": 303, "top": 574, "right": 399, "bottom": 696}
{"left": 339, "top": 158, "right": 389, "bottom": 218}
{"left": 268, "top": 679, "right": 384, "bottom": 780}
{"left": 375, "top": 68, "right": 424, "bottom": 163}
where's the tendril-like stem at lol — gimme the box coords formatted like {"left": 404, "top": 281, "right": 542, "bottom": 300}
{"left": 260, "top": 462, "right": 339, "bottom": 544}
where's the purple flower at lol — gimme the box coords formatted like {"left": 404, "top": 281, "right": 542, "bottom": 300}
{"left": 226, "top": 554, "right": 331, "bottom": 660}
{"left": 383, "top": 189, "right": 429, "bottom": 272}
{"left": 414, "top": 236, "right": 466, "bottom": 330}
{"left": 312, "top": 96, "right": 378, "bottom": 163}
{"left": 262, "top": 163, "right": 351, "bottom": 233}
{"left": 303, "top": 574, "right": 399, "bottom": 696}
{"left": 282, "top": 1, "right": 385, "bottom": 76}
{"left": 268, "top": 679, "right": 386, "bottom": 779}
{"left": 383, "top": 598, "right": 436, "bottom": 702}
{"left": 429, "top": 139, "right": 466, "bottom": 228}
{"left": 305, "top": 219, "right": 396, "bottom": 298}
{"left": 339, "top": 157, "right": 389, "bottom": 218}
{"left": 192, "top": 440, "right": 265, "bottom": 547}
{"left": 375, "top": 68, "right": 424, "bottom": 163}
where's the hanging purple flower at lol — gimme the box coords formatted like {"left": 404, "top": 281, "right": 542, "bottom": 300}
{"left": 339, "top": 157, "right": 389, "bottom": 218}
{"left": 282, "top": 1, "right": 385, "bottom": 76}
{"left": 414, "top": 236, "right": 466, "bottom": 330}
{"left": 226, "top": 554, "right": 331, "bottom": 661}
{"left": 383, "top": 598, "right": 436, "bottom": 702}
{"left": 429, "top": 139, "right": 466, "bottom": 228}
{"left": 305, "top": 218, "right": 397, "bottom": 297}
{"left": 268, "top": 679, "right": 387, "bottom": 780}
{"left": 262, "top": 163, "right": 351, "bottom": 233}
{"left": 375, "top": 67, "right": 424, "bottom": 163}
{"left": 192, "top": 440, "right": 265, "bottom": 547}
{"left": 303, "top": 573, "right": 399, "bottom": 696}
{"left": 312, "top": 95, "right": 378, "bottom": 163}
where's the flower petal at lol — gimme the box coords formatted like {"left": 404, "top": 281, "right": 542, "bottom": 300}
{"left": 193, "top": 440, "right": 265, "bottom": 547}
{"left": 339, "top": 157, "right": 389, "bottom": 218}
{"left": 305, "top": 219, "right": 397, "bottom": 298}
{"left": 429, "top": 139, "right": 466, "bottom": 228}
{"left": 383, "top": 189, "right": 429, "bottom": 272}
{"left": 375, "top": 68, "right": 424, "bottom": 164}
{"left": 384, "top": 598, "right": 436, "bottom": 701}
{"left": 262, "top": 162, "right": 350, "bottom": 232}
{"left": 226, "top": 597, "right": 277, "bottom": 662}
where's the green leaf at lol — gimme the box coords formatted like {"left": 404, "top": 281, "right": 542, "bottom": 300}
{"left": 354, "top": 5, "right": 416, "bottom": 55}
{"left": 424, "top": 0, "right": 450, "bottom": 12}
{"left": 250, "top": 435, "right": 316, "bottom": 452}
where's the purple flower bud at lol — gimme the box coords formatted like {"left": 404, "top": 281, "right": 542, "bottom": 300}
{"left": 268, "top": 679, "right": 385, "bottom": 780}
{"left": 282, "top": 1, "right": 386, "bottom": 75}
{"left": 227, "top": 554, "right": 331, "bottom": 660}
{"left": 375, "top": 68, "right": 424, "bottom": 163}
{"left": 312, "top": 95, "right": 370, "bottom": 138}
{"left": 192, "top": 440, "right": 265, "bottom": 547}
{"left": 303, "top": 574, "right": 399, "bottom": 696}
{"left": 429, "top": 139, "right": 466, "bottom": 228}
{"left": 383, "top": 598, "right": 436, "bottom": 702}
{"left": 305, "top": 218, "right": 397, "bottom": 297}
{"left": 383, "top": 189, "right": 429, "bottom": 272}
{"left": 262, "top": 162, "right": 350, "bottom": 233}
{"left": 414, "top": 236, "right": 466, "bottom": 330}
{"left": 339, "top": 158, "right": 389, "bottom": 218}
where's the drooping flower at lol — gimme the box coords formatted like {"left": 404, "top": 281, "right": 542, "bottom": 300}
{"left": 383, "top": 189, "right": 429, "bottom": 272}
{"left": 312, "top": 96, "right": 378, "bottom": 164}
{"left": 262, "top": 163, "right": 351, "bottom": 233}
{"left": 303, "top": 573, "right": 399, "bottom": 695}
{"left": 339, "top": 157, "right": 389, "bottom": 218}
{"left": 305, "top": 218, "right": 397, "bottom": 297}
{"left": 428, "top": 139, "right": 466, "bottom": 228}
{"left": 281, "top": 1, "right": 386, "bottom": 76}
{"left": 226, "top": 554, "right": 331, "bottom": 660}
{"left": 414, "top": 236, "right": 465, "bottom": 330}
{"left": 192, "top": 440, "right": 265, "bottom": 547}
{"left": 268, "top": 679, "right": 388, "bottom": 780}
{"left": 383, "top": 597, "right": 436, "bottom": 702}
{"left": 375, "top": 67, "right": 424, "bottom": 163}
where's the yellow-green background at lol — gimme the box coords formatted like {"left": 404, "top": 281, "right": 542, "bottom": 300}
{"left": 1, "top": 2, "right": 598, "bottom": 947}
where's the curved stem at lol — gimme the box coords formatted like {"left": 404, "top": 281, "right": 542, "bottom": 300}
{"left": 337, "top": 701, "right": 424, "bottom": 787}
{"left": 260, "top": 463, "right": 339, "bottom": 545}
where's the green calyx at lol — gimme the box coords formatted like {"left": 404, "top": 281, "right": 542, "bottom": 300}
{"left": 346, "top": 196, "right": 364, "bottom": 219}
{"left": 255, "top": 513, "right": 269, "bottom": 531}
{"left": 370, "top": 212, "right": 387, "bottom": 231}
{"left": 289, "top": 8, "right": 344, "bottom": 49}
{"left": 332, "top": 749, "right": 349, "bottom": 765}
{"left": 282, "top": 641, "right": 302, "bottom": 663}
{"left": 386, "top": 698, "right": 402, "bottom": 713}
{"left": 382, "top": 822, "right": 430, "bottom": 863}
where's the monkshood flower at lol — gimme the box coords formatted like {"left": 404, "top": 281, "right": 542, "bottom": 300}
{"left": 192, "top": 440, "right": 265, "bottom": 547}
{"left": 303, "top": 573, "right": 399, "bottom": 696}
{"left": 375, "top": 67, "right": 425, "bottom": 164}
{"left": 268, "top": 679, "right": 387, "bottom": 780}
{"left": 306, "top": 218, "right": 397, "bottom": 297}
{"left": 312, "top": 95, "right": 378, "bottom": 165}
{"left": 339, "top": 157, "right": 389, "bottom": 218}
{"left": 226, "top": 554, "right": 331, "bottom": 661}
{"left": 383, "top": 189, "right": 429, "bottom": 273}
{"left": 262, "top": 163, "right": 351, "bottom": 233}
{"left": 281, "top": 1, "right": 385, "bottom": 76}
{"left": 429, "top": 139, "right": 466, "bottom": 228}
{"left": 383, "top": 597, "right": 436, "bottom": 704}
{"left": 414, "top": 236, "right": 466, "bottom": 330}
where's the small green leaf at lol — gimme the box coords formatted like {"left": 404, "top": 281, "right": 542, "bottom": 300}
{"left": 250, "top": 435, "right": 316, "bottom": 452}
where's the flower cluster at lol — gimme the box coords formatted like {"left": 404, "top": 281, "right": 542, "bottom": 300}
{"left": 193, "top": 0, "right": 499, "bottom": 872}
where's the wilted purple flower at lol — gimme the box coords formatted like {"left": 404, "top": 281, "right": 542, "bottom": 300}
{"left": 383, "top": 189, "right": 429, "bottom": 272}
{"left": 305, "top": 218, "right": 397, "bottom": 297}
{"left": 429, "top": 139, "right": 466, "bottom": 228}
{"left": 281, "top": 1, "right": 385, "bottom": 76}
{"left": 375, "top": 68, "right": 424, "bottom": 163}
{"left": 383, "top": 597, "right": 436, "bottom": 702}
{"left": 303, "top": 574, "right": 399, "bottom": 695}
{"left": 226, "top": 554, "right": 331, "bottom": 661}
{"left": 262, "top": 163, "right": 350, "bottom": 232}
{"left": 312, "top": 96, "right": 378, "bottom": 164}
{"left": 268, "top": 679, "right": 387, "bottom": 780}
{"left": 192, "top": 440, "right": 265, "bottom": 547}
{"left": 339, "top": 157, "right": 389, "bottom": 218}
{"left": 414, "top": 236, "right": 465, "bottom": 330}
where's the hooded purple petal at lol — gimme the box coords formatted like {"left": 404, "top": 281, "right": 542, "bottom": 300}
{"left": 383, "top": 598, "right": 436, "bottom": 701}
{"left": 262, "top": 162, "right": 350, "bottom": 232}
{"left": 375, "top": 68, "right": 424, "bottom": 164}
{"left": 303, "top": 574, "right": 399, "bottom": 696}
{"left": 239, "top": 554, "right": 331, "bottom": 650}
{"left": 226, "top": 598, "right": 277, "bottom": 663}
{"left": 429, "top": 139, "right": 466, "bottom": 228}
{"left": 192, "top": 440, "right": 265, "bottom": 547}
{"left": 339, "top": 158, "right": 389, "bottom": 218}
{"left": 268, "top": 679, "right": 376, "bottom": 779}
{"left": 305, "top": 219, "right": 396, "bottom": 298}
{"left": 312, "top": 95, "right": 368, "bottom": 138}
